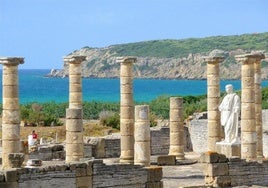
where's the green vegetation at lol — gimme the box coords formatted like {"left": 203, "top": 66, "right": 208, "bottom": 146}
{"left": 109, "top": 32, "right": 268, "bottom": 58}
{"left": 1, "top": 85, "right": 268, "bottom": 129}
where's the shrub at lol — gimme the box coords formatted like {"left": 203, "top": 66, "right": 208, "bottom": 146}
{"left": 99, "top": 111, "right": 120, "bottom": 129}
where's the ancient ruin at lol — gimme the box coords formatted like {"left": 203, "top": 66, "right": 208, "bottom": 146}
{"left": 205, "top": 55, "right": 224, "bottom": 152}
{"left": 235, "top": 53, "right": 265, "bottom": 160}
{"left": 169, "top": 97, "right": 185, "bottom": 159}
{"left": 0, "top": 51, "right": 268, "bottom": 187}
{"left": 117, "top": 56, "right": 137, "bottom": 164}
{"left": 64, "top": 55, "right": 86, "bottom": 162}
{"left": 134, "top": 105, "right": 151, "bottom": 166}
{"left": 0, "top": 57, "right": 24, "bottom": 169}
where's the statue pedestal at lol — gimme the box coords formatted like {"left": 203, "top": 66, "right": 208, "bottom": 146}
{"left": 216, "top": 141, "right": 241, "bottom": 158}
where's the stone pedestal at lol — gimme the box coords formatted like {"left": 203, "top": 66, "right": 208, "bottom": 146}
{"left": 134, "top": 105, "right": 150, "bottom": 166}
{"left": 118, "top": 57, "right": 137, "bottom": 164}
{"left": 64, "top": 55, "right": 86, "bottom": 162}
{"left": 236, "top": 52, "right": 265, "bottom": 160}
{"left": 169, "top": 97, "right": 184, "bottom": 160}
{"left": 0, "top": 57, "right": 24, "bottom": 169}
{"left": 216, "top": 141, "right": 241, "bottom": 158}
{"left": 205, "top": 56, "right": 225, "bottom": 152}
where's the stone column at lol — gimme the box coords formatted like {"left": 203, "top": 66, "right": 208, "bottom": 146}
{"left": 117, "top": 57, "right": 137, "bottom": 164}
{"left": 64, "top": 55, "right": 86, "bottom": 162}
{"left": 0, "top": 57, "right": 24, "bottom": 169}
{"left": 236, "top": 53, "right": 264, "bottom": 160}
{"left": 254, "top": 57, "right": 264, "bottom": 159}
{"left": 169, "top": 97, "right": 184, "bottom": 160}
{"left": 205, "top": 56, "right": 224, "bottom": 152}
{"left": 134, "top": 105, "right": 150, "bottom": 166}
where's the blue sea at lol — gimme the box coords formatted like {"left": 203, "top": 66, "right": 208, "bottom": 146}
{"left": 1, "top": 69, "right": 268, "bottom": 104}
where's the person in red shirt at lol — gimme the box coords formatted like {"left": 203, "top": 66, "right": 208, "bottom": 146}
{"left": 32, "top": 130, "right": 37, "bottom": 139}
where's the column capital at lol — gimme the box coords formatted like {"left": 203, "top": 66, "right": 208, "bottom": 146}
{"left": 116, "top": 56, "right": 137, "bottom": 64}
{"left": 0, "top": 57, "right": 24, "bottom": 65}
{"left": 63, "top": 55, "right": 86, "bottom": 64}
{"left": 235, "top": 52, "right": 265, "bottom": 64}
{"left": 203, "top": 56, "right": 225, "bottom": 64}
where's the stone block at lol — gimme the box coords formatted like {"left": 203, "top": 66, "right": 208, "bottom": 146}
{"left": 2, "top": 98, "right": 19, "bottom": 110}
{"left": 207, "top": 75, "right": 220, "bottom": 86}
{"left": 70, "top": 84, "right": 82, "bottom": 92}
{"left": 66, "top": 132, "right": 83, "bottom": 144}
{"left": 205, "top": 163, "right": 228, "bottom": 176}
{"left": 134, "top": 141, "right": 150, "bottom": 166}
{"left": 66, "top": 108, "right": 83, "bottom": 119}
{"left": 3, "top": 85, "right": 18, "bottom": 98}
{"left": 207, "top": 98, "right": 220, "bottom": 111}
{"left": 1, "top": 124, "right": 20, "bottom": 140}
{"left": 2, "top": 110, "right": 20, "bottom": 124}
{"left": 120, "top": 107, "right": 134, "bottom": 119}
{"left": 87, "top": 137, "right": 105, "bottom": 158}
{"left": 2, "top": 73, "right": 18, "bottom": 85}
{"left": 76, "top": 176, "right": 92, "bottom": 188}
{"left": 0, "top": 182, "right": 18, "bottom": 188}
{"left": 145, "top": 166, "right": 163, "bottom": 182}
{"left": 199, "top": 152, "right": 227, "bottom": 163}
{"left": 120, "top": 64, "right": 133, "bottom": 77}
{"left": 69, "top": 75, "right": 81, "bottom": 84}
{"left": 216, "top": 141, "right": 241, "bottom": 158}
{"left": 26, "top": 159, "right": 42, "bottom": 166}
{"left": 120, "top": 119, "right": 134, "bottom": 136}
{"left": 5, "top": 153, "right": 24, "bottom": 168}
{"left": 120, "top": 93, "right": 134, "bottom": 106}
{"left": 145, "top": 181, "right": 163, "bottom": 188}
{"left": 120, "top": 76, "right": 132, "bottom": 85}
{"left": 66, "top": 119, "right": 83, "bottom": 131}
{"left": 69, "top": 92, "right": 82, "bottom": 102}
{"left": 134, "top": 122, "right": 150, "bottom": 142}
{"left": 4, "top": 169, "right": 18, "bottom": 182}
{"left": 157, "top": 155, "right": 176, "bottom": 165}
{"left": 66, "top": 143, "right": 84, "bottom": 156}
{"left": 169, "top": 109, "right": 184, "bottom": 121}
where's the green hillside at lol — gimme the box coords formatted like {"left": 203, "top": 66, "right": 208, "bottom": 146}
{"left": 107, "top": 32, "right": 268, "bottom": 58}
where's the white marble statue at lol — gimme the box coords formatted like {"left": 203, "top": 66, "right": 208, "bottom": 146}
{"left": 219, "top": 84, "right": 241, "bottom": 143}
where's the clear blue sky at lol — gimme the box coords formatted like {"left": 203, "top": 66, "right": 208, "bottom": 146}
{"left": 0, "top": 0, "right": 267, "bottom": 69}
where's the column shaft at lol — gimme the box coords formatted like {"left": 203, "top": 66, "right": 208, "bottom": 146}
{"left": 206, "top": 56, "right": 224, "bottom": 152}
{"left": 64, "top": 56, "right": 85, "bottom": 162}
{"left": 0, "top": 57, "right": 24, "bottom": 169}
{"left": 118, "top": 57, "right": 136, "bottom": 164}
{"left": 169, "top": 97, "right": 184, "bottom": 159}
{"left": 236, "top": 53, "right": 265, "bottom": 160}
{"left": 134, "top": 105, "right": 150, "bottom": 166}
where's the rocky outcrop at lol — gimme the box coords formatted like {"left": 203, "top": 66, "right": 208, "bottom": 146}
{"left": 47, "top": 47, "right": 268, "bottom": 79}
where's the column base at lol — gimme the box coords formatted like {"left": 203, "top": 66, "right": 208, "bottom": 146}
{"left": 216, "top": 141, "right": 241, "bottom": 158}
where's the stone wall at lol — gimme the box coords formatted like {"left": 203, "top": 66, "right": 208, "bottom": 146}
{"left": 188, "top": 119, "right": 208, "bottom": 153}
{"left": 85, "top": 126, "right": 192, "bottom": 158}
{"left": 201, "top": 152, "right": 268, "bottom": 187}
{"left": 0, "top": 159, "right": 162, "bottom": 188}
{"left": 29, "top": 144, "right": 65, "bottom": 161}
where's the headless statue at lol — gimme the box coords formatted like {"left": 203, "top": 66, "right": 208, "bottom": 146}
{"left": 219, "top": 84, "right": 240, "bottom": 143}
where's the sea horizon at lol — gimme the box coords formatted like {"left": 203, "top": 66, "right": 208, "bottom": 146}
{"left": 0, "top": 69, "right": 267, "bottom": 104}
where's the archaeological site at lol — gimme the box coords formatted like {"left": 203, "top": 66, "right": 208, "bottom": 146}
{"left": 1, "top": 52, "right": 268, "bottom": 188}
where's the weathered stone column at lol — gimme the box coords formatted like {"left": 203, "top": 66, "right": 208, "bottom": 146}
{"left": 236, "top": 53, "right": 264, "bottom": 160}
{"left": 64, "top": 55, "right": 86, "bottom": 162}
{"left": 254, "top": 56, "right": 264, "bottom": 159}
{"left": 169, "top": 97, "right": 184, "bottom": 159}
{"left": 0, "top": 57, "right": 24, "bottom": 169}
{"left": 134, "top": 105, "right": 150, "bottom": 166}
{"left": 118, "top": 56, "right": 137, "bottom": 164}
{"left": 205, "top": 56, "right": 224, "bottom": 152}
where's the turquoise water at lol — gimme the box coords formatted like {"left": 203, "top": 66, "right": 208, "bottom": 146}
{"left": 0, "top": 69, "right": 268, "bottom": 103}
